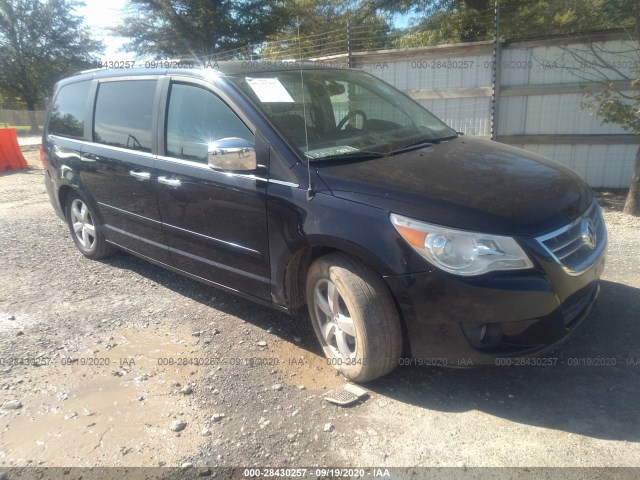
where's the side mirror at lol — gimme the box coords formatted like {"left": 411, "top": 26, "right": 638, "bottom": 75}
{"left": 326, "top": 81, "right": 346, "bottom": 96}
{"left": 207, "top": 137, "right": 256, "bottom": 171}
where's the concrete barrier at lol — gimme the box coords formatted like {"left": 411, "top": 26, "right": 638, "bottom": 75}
{"left": 0, "top": 128, "right": 28, "bottom": 171}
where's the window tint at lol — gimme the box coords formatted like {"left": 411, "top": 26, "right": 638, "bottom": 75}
{"left": 48, "top": 81, "right": 91, "bottom": 139}
{"left": 166, "top": 83, "right": 253, "bottom": 163}
{"left": 93, "top": 80, "right": 156, "bottom": 152}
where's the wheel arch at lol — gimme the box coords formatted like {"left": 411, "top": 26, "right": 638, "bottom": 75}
{"left": 282, "top": 241, "right": 412, "bottom": 357}
{"left": 58, "top": 184, "right": 106, "bottom": 226}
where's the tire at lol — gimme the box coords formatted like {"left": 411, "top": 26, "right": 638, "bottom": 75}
{"left": 306, "top": 253, "right": 402, "bottom": 382}
{"left": 65, "top": 192, "right": 117, "bottom": 259}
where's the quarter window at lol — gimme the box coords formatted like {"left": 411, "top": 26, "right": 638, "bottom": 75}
{"left": 166, "top": 83, "right": 253, "bottom": 163}
{"left": 48, "top": 81, "right": 91, "bottom": 139}
{"left": 93, "top": 80, "right": 156, "bottom": 152}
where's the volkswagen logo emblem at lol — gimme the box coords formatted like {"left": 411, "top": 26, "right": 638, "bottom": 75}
{"left": 580, "top": 219, "right": 597, "bottom": 250}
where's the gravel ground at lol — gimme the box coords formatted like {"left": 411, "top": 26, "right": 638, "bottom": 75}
{"left": 1, "top": 151, "right": 639, "bottom": 474}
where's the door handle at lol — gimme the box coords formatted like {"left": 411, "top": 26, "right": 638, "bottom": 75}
{"left": 130, "top": 170, "right": 151, "bottom": 181}
{"left": 158, "top": 176, "right": 181, "bottom": 188}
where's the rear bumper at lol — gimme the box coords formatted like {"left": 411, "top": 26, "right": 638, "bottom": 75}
{"left": 384, "top": 250, "right": 605, "bottom": 366}
{"left": 44, "top": 168, "right": 65, "bottom": 221}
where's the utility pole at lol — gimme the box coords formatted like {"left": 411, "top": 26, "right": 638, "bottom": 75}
{"left": 347, "top": 22, "right": 353, "bottom": 68}
{"left": 491, "top": 0, "right": 501, "bottom": 140}
{"left": 0, "top": 92, "right": 7, "bottom": 128}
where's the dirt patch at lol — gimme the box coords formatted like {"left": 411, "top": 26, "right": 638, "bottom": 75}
{"left": 0, "top": 323, "right": 208, "bottom": 467}
{"left": 594, "top": 189, "right": 629, "bottom": 212}
{"left": 267, "top": 338, "right": 345, "bottom": 391}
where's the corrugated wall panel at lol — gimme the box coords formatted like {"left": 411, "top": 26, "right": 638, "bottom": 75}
{"left": 419, "top": 98, "right": 491, "bottom": 136}
{"left": 350, "top": 37, "right": 636, "bottom": 188}
{"left": 365, "top": 54, "right": 494, "bottom": 90}
{"left": 500, "top": 48, "right": 533, "bottom": 86}
{"left": 518, "top": 93, "right": 628, "bottom": 135}
{"left": 526, "top": 40, "right": 635, "bottom": 85}
{"left": 498, "top": 96, "right": 527, "bottom": 135}
{"left": 519, "top": 144, "right": 637, "bottom": 188}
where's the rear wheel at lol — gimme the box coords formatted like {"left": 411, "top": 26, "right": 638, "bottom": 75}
{"left": 306, "top": 253, "right": 402, "bottom": 382}
{"left": 65, "top": 192, "right": 116, "bottom": 259}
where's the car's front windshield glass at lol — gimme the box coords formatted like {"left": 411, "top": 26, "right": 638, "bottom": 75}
{"left": 227, "top": 69, "right": 457, "bottom": 161}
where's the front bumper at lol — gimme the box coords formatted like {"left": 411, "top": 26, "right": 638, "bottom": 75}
{"left": 384, "top": 248, "right": 605, "bottom": 367}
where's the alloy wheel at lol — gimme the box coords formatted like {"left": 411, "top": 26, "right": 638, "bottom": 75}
{"left": 70, "top": 198, "right": 96, "bottom": 251}
{"left": 313, "top": 278, "right": 357, "bottom": 360}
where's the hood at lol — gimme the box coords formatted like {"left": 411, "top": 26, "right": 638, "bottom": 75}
{"left": 315, "top": 136, "right": 593, "bottom": 237}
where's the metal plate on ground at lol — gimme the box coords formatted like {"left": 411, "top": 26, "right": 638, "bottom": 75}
{"left": 323, "top": 383, "right": 369, "bottom": 407}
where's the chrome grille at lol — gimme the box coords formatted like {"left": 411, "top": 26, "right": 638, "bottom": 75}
{"left": 537, "top": 203, "right": 607, "bottom": 275}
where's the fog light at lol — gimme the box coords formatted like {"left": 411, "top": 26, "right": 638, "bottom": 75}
{"left": 462, "top": 322, "right": 503, "bottom": 350}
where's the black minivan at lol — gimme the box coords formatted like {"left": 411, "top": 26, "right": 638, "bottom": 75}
{"left": 42, "top": 62, "right": 606, "bottom": 381}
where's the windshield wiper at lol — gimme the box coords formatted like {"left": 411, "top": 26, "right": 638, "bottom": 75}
{"left": 431, "top": 133, "right": 461, "bottom": 142}
{"left": 388, "top": 132, "right": 460, "bottom": 156}
{"left": 387, "top": 139, "right": 436, "bottom": 155}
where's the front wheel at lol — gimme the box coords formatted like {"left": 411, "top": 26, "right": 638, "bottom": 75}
{"left": 306, "top": 253, "right": 402, "bottom": 382}
{"left": 65, "top": 192, "right": 117, "bottom": 259}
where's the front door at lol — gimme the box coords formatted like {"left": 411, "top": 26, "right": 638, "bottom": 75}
{"left": 154, "top": 80, "right": 271, "bottom": 300}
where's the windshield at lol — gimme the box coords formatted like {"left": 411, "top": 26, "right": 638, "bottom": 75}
{"left": 227, "top": 69, "right": 457, "bottom": 161}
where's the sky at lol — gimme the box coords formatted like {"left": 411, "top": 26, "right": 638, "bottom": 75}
{"left": 78, "top": 0, "right": 129, "bottom": 61}
{"left": 78, "top": 0, "right": 412, "bottom": 61}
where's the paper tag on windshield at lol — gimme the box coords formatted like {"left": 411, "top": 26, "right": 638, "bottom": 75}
{"left": 246, "top": 77, "right": 294, "bottom": 103}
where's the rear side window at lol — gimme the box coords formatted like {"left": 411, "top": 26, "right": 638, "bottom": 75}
{"left": 93, "top": 80, "right": 156, "bottom": 152}
{"left": 48, "top": 81, "right": 91, "bottom": 139}
{"left": 166, "top": 83, "right": 253, "bottom": 163}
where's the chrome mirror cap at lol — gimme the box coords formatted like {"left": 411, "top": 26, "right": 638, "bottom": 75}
{"left": 207, "top": 137, "right": 256, "bottom": 171}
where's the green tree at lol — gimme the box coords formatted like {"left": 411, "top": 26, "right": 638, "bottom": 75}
{"left": 0, "top": 0, "right": 103, "bottom": 133}
{"left": 579, "top": 78, "right": 640, "bottom": 215}
{"left": 112, "top": 0, "right": 291, "bottom": 58}
{"left": 569, "top": 9, "right": 640, "bottom": 215}
{"left": 357, "top": 0, "right": 484, "bottom": 17}
{"left": 392, "top": 0, "right": 635, "bottom": 48}
{"left": 260, "top": 0, "right": 392, "bottom": 60}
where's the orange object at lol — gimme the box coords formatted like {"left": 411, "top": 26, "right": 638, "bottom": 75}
{"left": 395, "top": 224, "right": 428, "bottom": 249}
{"left": 0, "top": 128, "right": 29, "bottom": 171}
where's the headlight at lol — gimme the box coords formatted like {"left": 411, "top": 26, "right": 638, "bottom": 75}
{"left": 390, "top": 213, "right": 534, "bottom": 276}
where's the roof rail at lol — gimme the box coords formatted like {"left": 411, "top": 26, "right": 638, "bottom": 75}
{"left": 76, "top": 66, "right": 107, "bottom": 75}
